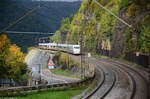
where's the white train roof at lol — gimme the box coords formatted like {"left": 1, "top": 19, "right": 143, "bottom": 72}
{"left": 39, "top": 43, "right": 80, "bottom": 47}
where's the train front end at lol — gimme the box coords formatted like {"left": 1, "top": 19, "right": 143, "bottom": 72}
{"left": 72, "top": 45, "right": 80, "bottom": 55}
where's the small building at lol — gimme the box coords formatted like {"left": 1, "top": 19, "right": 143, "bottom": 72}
{"left": 48, "top": 59, "right": 55, "bottom": 69}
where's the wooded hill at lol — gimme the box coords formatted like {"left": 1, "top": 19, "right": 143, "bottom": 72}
{"left": 0, "top": 0, "right": 81, "bottom": 51}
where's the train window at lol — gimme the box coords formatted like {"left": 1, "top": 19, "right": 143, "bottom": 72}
{"left": 74, "top": 47, "right": 80, "bottom": 49}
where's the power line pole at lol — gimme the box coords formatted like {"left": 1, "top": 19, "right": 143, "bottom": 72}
{"left": 148, "top": 47, "right": 150, "bottom": 98}
{"left": 80, "top": 15, "right": 87, "bottom": 80}
{"left": 38, "top": 64, "right": 41, "bottom": 84}
{"left": 80, "top": 27, "right": 84, "bottom": 79}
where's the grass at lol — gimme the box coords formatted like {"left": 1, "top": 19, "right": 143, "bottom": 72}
{"left": 91, "top": 52, "right": 109, "bottom": 59}
{"left": 51, "top": 69, "right": 80, "bottom": 79}
{"left": 2, "top": 88, "right": 85, "bottom": 99}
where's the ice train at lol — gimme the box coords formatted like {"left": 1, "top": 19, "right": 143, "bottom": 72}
{"left": 39, "top": 43, "right": 80, "bottom": 55}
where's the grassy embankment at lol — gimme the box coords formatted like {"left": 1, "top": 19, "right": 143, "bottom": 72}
{"left": 51, "top": 69, "right": 80, "bottom": 79}
{"left": 2, "top": 87, "right": 85, "bottom": 99}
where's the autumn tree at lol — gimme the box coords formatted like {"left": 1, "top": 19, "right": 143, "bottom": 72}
{"left": 0, "top": 34, "right": 10, "bottom": 78}
{"left": 0, "top": 34, "right": 27, "bottom": 81}
{"left": 6, "top": 44, "right": 27, "bottom": 80}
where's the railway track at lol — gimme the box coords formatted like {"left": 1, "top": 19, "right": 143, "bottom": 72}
{"left": 83, "top": 56, "right": 148, "bottom": 99}
{"left": 98, "top": 58, "right": 148, "bottom": 99}
{"left": 36, "top": 50, "right": 148, "bottom": 99}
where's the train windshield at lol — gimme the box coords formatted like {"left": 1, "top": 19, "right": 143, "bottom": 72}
{"left": 74, "top": 47, "right": 80, "bottom": 49}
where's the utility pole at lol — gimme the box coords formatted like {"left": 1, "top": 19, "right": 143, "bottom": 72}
{"left": 148, "top": 34, "right": 150, "bottom": 99}
{"left": 38, "top": 64, "right": 41, "bottom": 84}
{"left": 80, "top": 28, "right": 84, "bottom": 79}
{"left": 81, "top": 16, "right": 87, "bottom": 80}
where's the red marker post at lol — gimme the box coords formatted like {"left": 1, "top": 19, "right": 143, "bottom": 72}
{"left": 48, "top": 59, "right": 55, "bottom": 69}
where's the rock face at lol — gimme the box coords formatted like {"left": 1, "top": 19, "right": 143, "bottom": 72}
{"left": 111, "top": 8, "right": 129, "bottom": 58}
{"left": 111, "top": 5, "right": 150, "bottom": 57}
{"left": 53, "top": 0, "right": 149, "bottom": 58}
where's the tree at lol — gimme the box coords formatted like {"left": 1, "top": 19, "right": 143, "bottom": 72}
{"left": 0, "top": 34, "right": 27, "bottom": 81}
{"left": 6, "top": 44, "right": 27, "bottom": 80}
{"left": 0, "top": 34, "right": 10, "bottom": 78}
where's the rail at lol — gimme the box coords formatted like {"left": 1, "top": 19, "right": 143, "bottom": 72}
{"left": 94, "top": 57, "right": 148, "bottom": 99}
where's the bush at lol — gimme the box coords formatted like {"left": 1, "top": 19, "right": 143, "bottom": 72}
{"left": 120, "top": 0, "right": 131, "bottom": 8}
{"left": 53, "top": 52, "right": 79, "bottom": 70}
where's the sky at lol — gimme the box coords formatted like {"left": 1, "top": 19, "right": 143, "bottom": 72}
{"left": 32, "top": 0, "right": 82, "bottom": 2}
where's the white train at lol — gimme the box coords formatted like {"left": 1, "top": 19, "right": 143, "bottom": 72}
{"left": 39, "top": 43, "right": 80, "bottom": 55}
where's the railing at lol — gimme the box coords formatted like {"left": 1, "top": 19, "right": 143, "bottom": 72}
{"left": 0, "top": 77, "right": 94, "bottom": 97}
{"left": 97, "top": 49, "right": 149, "bottom": 68}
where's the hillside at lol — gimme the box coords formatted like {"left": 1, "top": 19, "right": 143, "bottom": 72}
{"left": 0, "top": 0, "right": 81, "bottom": 51}
{"left": 52, "top": 0, "right": 150, "bottom": 67}
{"left": 53, "top": 0, "right": 150, "bottom": 55}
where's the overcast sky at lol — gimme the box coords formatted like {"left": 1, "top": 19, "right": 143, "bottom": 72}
{"left": 32, "top": 0, "right": 82, "bottom": 2}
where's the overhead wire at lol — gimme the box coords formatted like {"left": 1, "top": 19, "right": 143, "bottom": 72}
{"left": 0, "top": 5, "right": 41, "bottom": 33}
{"left": 0, "top": 0, "right": 55, "bottom": 35}
{"left": 20, "top": 4, "right": 55, "bottom": 22}
{"left": 16, "top": 4, "right": 54, "bottom": 32}
{"left": 93, "top": 0, "right": 132, "bottom": 28}
{"left": 5, "top": 31, "right": 54, "bottom": 35}
{"left": 0, "top": 1, "right": 58, "bottom": 34}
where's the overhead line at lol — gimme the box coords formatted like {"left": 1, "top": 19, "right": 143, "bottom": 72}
{"left": 93, "top": 0, "right": 132, "bottom": 28}
{"left": 0, "top": 6, "right": 41, "bottom": 33}
{"left": 5, "top": 31, "right": 54, "bottom": 35}
{"left": 18, "top": 1, "right": 52, "bottom": 20}
{"left": 15, "top": 3, "right": 55, "bottom": 30}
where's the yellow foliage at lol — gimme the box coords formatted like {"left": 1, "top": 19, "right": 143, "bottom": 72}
{"left": 127, "top": 3, "right": 139, "bottom": 17}
{"left": 112, "top": 0, "right": 122, "bottom": 5}
{"left": 143, "top": 15, "right": 150, "bottom": 24}
{"left": 0, "top": 34, "right": 26, "bottom": 79}
{"left": 9, "top": 44, "right": 24, "bottom": 62}
{"left": 6, "top": 44, "right": 26, "bottom": 79}
{"left": 0, "top": 35, "right": 9, "bottom": 47}
{"left": 0, "top": 34, "right": 10, "bottom": 56}
{"left": 146, "top": 4, "right": 150, "bottom": 10}
{"left": 100, "top": 0, "right": 111, "bottom": 6}
{"left": 79, "top": 0, "right": 88, "bottom": 12}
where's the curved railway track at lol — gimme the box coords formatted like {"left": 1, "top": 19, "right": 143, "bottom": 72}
{"left": 37, "top": 50, "right": 148, "bottom": 99}
{"left": 84, "top": 56, "right": 148, "bottom": 99}
{"left": 98, "top": 58, "right": 148, "bottom": 99}
{"left": 85, "top": 64, "right": 117, "bottom": 99}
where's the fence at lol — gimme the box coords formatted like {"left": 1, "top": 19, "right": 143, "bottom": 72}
{"left": 0, "top": 77, "right": 94, "bottom": 97}
{"left": 98, "top": 50, "right": 149, "bottom": 68}
{"left": 0, "top": 79, "right": 16, "bottom": 87}
{"left": 124, "top": 53, "right": 149, "bottom": 68}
